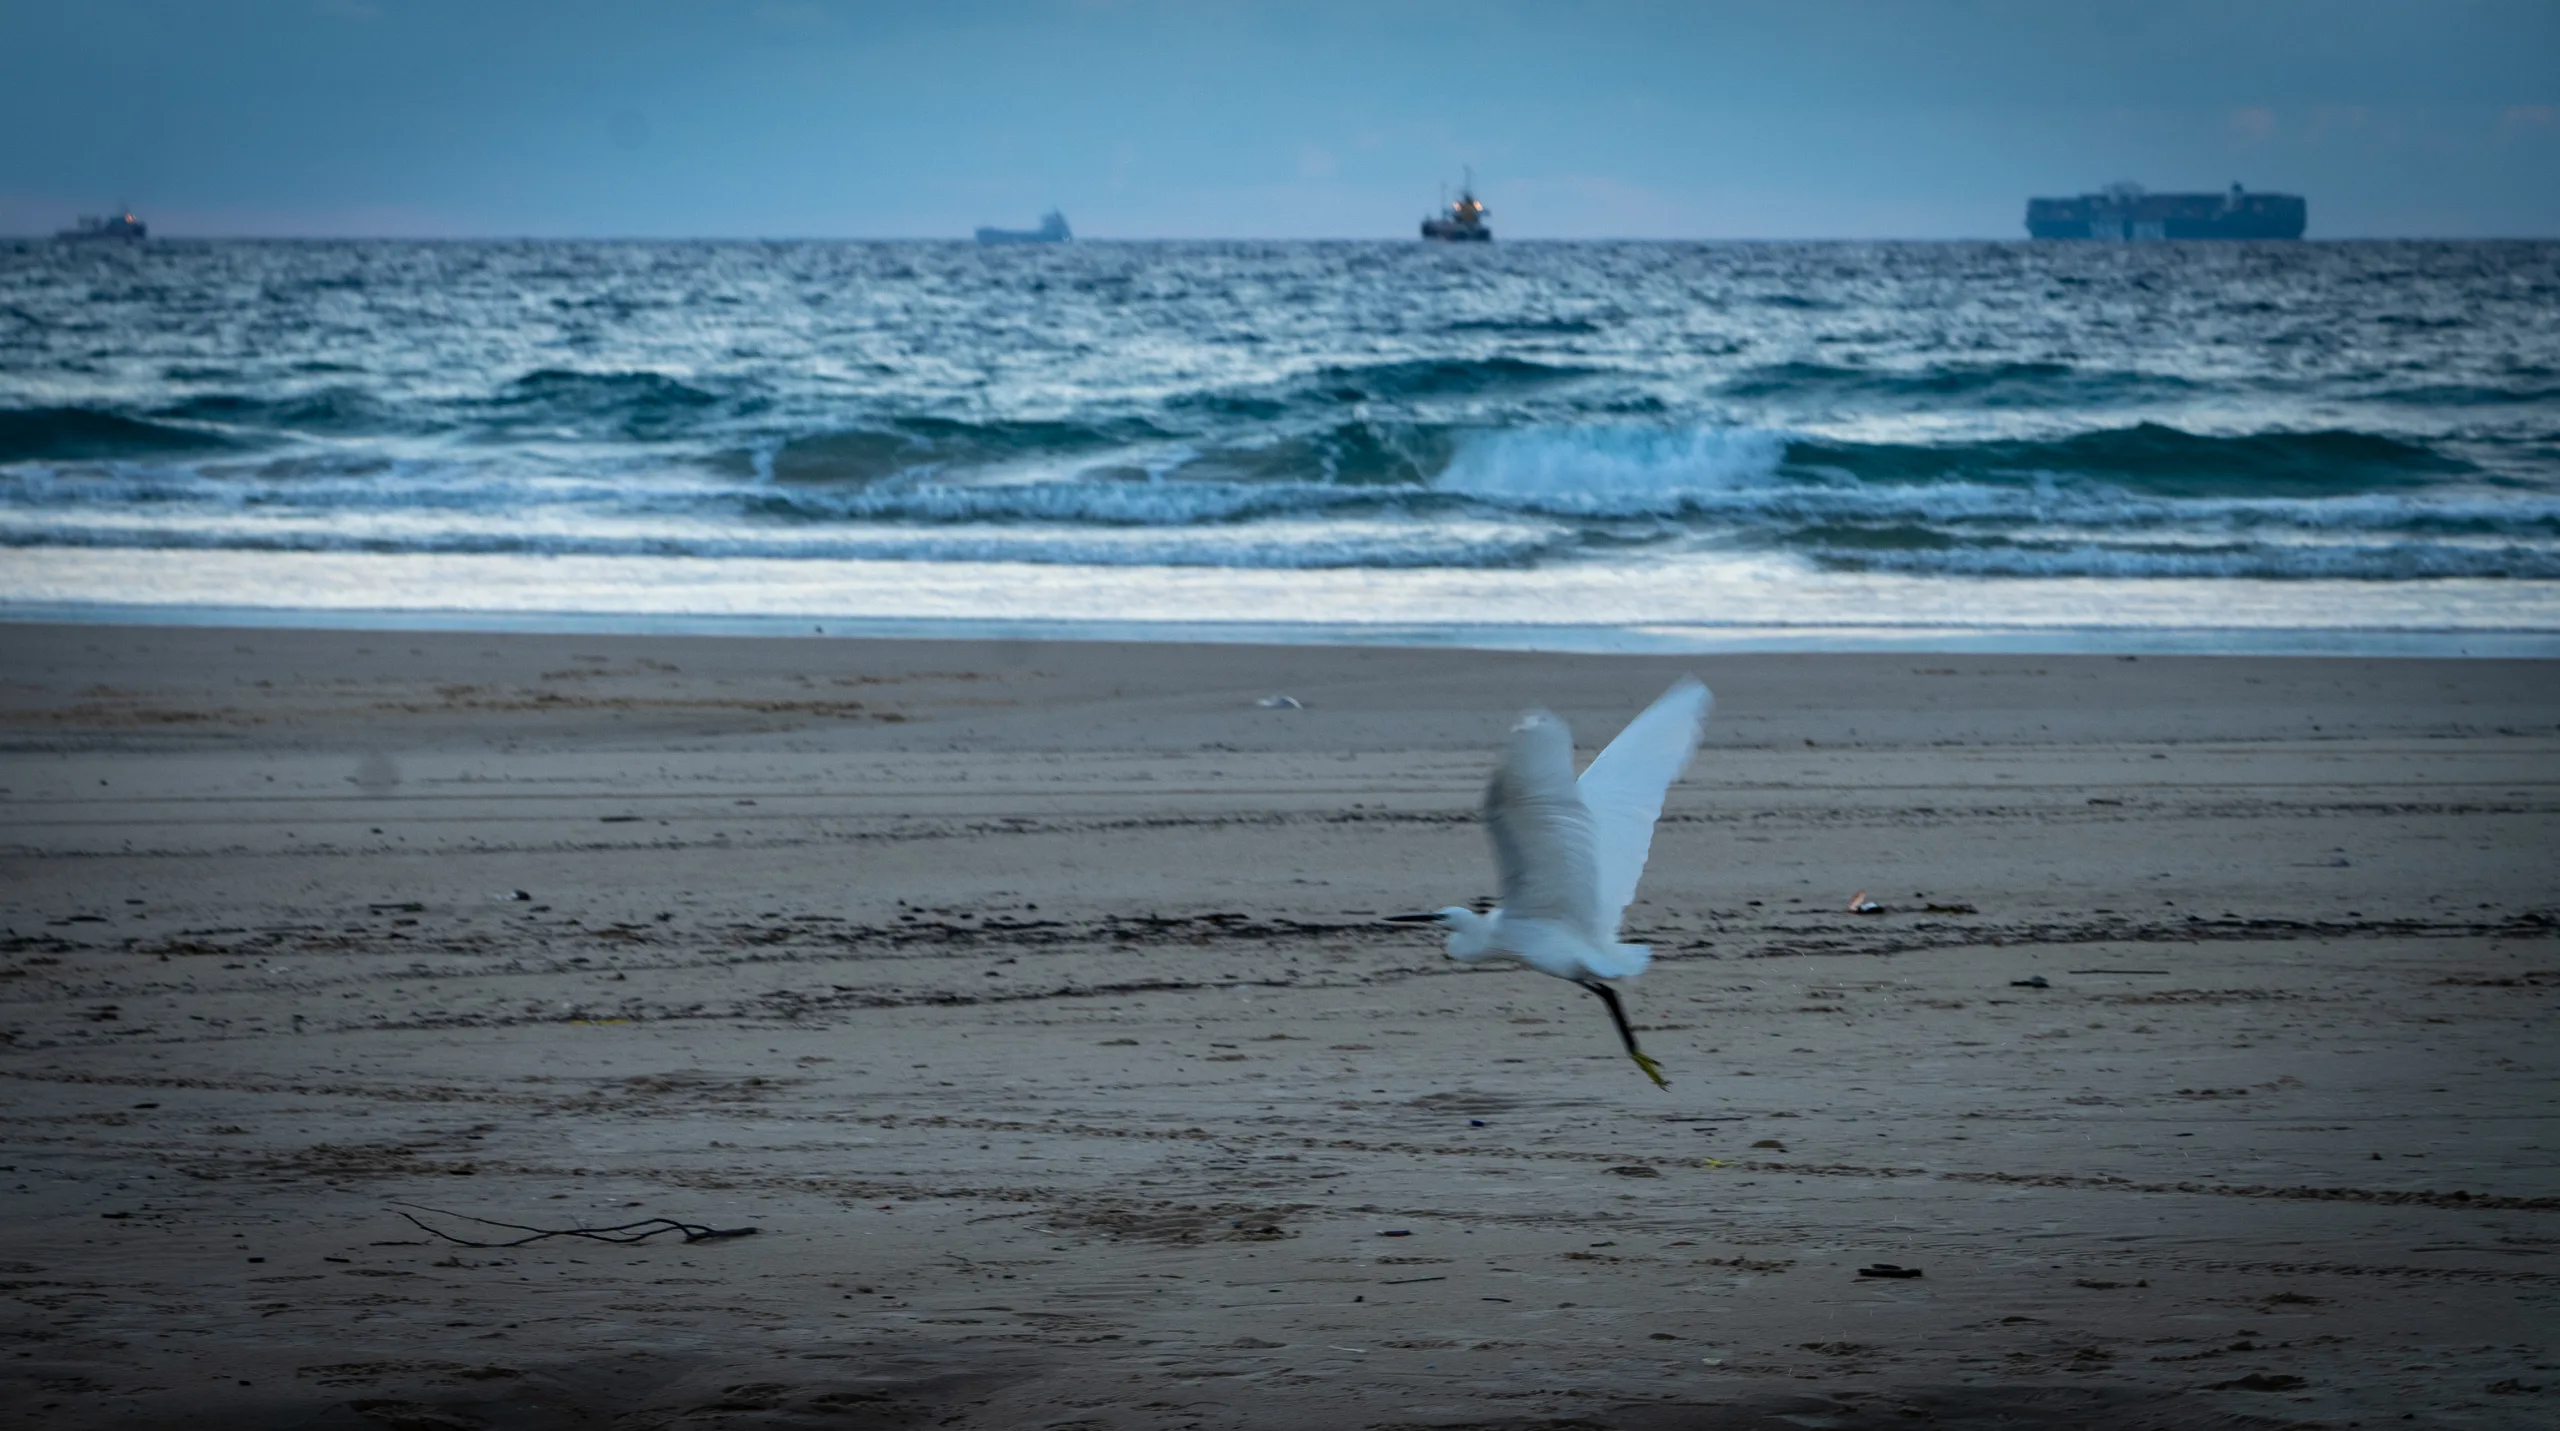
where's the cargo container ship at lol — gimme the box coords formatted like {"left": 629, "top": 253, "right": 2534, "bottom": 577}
{"left": 975, "top": 210, "right": 1071, "bottom": 245}
{"left": 2027, "top": 183, "right": 2304, "bottom": 240}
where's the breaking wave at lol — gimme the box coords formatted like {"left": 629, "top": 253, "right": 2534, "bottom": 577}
{"left": 7, "top": 417, "right": 2555, "bottom": 579}
{"left": 1436, "top": 425, "right": 1790, "bottom": 514}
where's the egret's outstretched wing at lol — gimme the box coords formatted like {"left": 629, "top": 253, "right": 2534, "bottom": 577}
{"left": 1578, "top": 677, "right": 1712, "bottom": 936}
{"left": 1484, "top": 711, "right": 1600, "bottom": 933}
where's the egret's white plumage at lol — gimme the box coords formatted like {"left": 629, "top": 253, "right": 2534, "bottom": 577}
{"left": 1392, "top": 676, "right": 1712, "bottom": 1089}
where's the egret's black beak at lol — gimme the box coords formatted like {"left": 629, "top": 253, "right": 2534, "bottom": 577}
{"left": 1383, "top": 912, "right": 1442, "bottom": 925}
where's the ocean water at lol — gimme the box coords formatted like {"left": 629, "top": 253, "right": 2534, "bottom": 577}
{"left": 3, "top": 238, "right": 2556, "bottom": 649}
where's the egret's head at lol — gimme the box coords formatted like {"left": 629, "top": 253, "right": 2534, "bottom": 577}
{"left": 1385, "top": 906, "right": 1497, "bottom": 961}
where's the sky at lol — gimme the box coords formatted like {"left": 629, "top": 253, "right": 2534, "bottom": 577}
{"left": 3, "top": 0, "right": 2555, "bottom": 239}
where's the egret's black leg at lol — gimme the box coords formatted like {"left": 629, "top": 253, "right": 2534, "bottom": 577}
{"left": 1579, "top": 979, "right": 1668, "bottom": 1090}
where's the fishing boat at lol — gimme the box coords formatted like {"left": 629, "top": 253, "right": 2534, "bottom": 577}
{"left": 1422, "top": 171, "right": 1491, "bottom": 242}
{"left": 57, "top": 210, "right": 147, "bottom": 242}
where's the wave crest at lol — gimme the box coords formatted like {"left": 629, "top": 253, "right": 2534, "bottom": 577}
{"left": 480, "top": 368, "right": 727, "bottom": 440}
{"left": 1788, "top": 423, "right": 2470, "bottom": 496}
{"left": 0, "top": 408, "right": 239, "bottom": 463}
{"left": 767, "top": 416, "right": 1171, "bottom": 486}
{"left": 1721, "top": 359, "right": 2204, "bottom": 406}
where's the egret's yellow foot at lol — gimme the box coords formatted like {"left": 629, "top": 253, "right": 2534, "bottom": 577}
{"left": 1630, "top": 1049, "right": 1669, "bottom": 1090}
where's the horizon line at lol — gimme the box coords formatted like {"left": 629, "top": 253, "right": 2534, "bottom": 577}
{"left": 14, "top": 232, "right": 2549, "bottom": 244}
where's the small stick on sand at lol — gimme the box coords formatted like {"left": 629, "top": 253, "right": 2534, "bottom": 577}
{"left": 390, "top": 1200, "right": 758, "bottom": 1248}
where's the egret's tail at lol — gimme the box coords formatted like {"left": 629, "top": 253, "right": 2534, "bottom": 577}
{"left": 1587, "top": 942, "right": 1651, "bottom": 980}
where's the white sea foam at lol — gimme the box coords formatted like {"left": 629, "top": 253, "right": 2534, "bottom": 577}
{"left": 0, "top": 507, "right": 1569, "bottom": 570}
{"left": 1828, "top": 540, "right": 2560, "bottom": 581}
{"left": 9, "top": 547, "right": 2557, "bottom": 650}
{"left": 765, "top": 477, "right": 1375, "bottom": 526}
{"left": 1433, "top": 426, "right": 1794, "bottom": 515}
{"left": 15, "top": 452, "right": 2559, "bottom": 537}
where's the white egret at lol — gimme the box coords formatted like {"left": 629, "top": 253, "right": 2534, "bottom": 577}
{"left": 1389, "top": 677, "right": 1711, "bottom": 1089}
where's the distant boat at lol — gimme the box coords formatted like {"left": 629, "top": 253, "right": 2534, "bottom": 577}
{"left": 57, "top": 210, "right": 147, "bottom": 242}
{"left": 976, "top": 210, "right": 1071, "bottom": 245}
{"left": 1421, "top": 170, "right": 1491, "bottom": 242}
{"left": 2027, "top": 182, "right": 2305, "bottom": 240}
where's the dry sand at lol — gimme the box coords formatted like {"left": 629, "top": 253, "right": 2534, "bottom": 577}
{"left": 1, "top": 623, "right": 2554, "bottom": 1430}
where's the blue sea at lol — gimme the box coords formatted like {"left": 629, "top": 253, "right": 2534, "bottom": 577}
{"left": 3, "top": 239, "right": 2556, "bottom": 651}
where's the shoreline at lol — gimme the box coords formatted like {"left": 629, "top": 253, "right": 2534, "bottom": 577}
{"left": 8, "top": 603, "right": 2560, "bottom": 659}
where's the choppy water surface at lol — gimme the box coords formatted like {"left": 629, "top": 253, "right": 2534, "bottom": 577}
{"left": 2, "top": 239, "right": 2556, "bottom": 633}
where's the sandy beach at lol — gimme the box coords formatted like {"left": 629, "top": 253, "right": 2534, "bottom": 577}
{"left": 1, "top": 622, "right": 2553, "bottom": 1429}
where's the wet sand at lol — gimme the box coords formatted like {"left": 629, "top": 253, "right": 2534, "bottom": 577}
{"left": 1, "top": 623, "right": 2554, "bottom": 1429}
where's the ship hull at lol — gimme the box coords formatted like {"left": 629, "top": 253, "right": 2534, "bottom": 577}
{"left": 975, "top": 211, "right": 1071, "bottom": 245}
{"left": 1420, "top": 221, "right": 1491, "bottom": 242}
{"left": 2026, "top": 214, "right": 2305, "bottom": 240}
{"left": 56, "top": 220, "right": 146, "bottom": 242}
